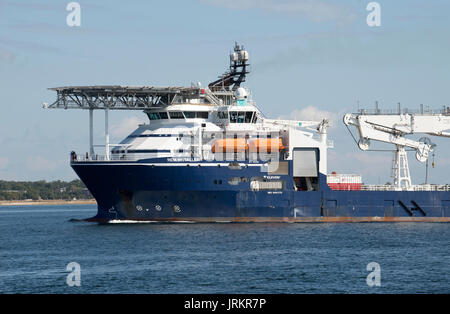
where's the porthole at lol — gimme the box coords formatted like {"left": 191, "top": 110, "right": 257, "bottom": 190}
{"left": 155, "top": 205, "right": 162, "bottom": 211}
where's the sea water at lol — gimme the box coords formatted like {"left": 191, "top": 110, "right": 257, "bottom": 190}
{"left": 0, "top": 204, "right": 449, "bottom": 293}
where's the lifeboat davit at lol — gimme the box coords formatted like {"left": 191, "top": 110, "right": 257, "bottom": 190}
{"left": 212, "top": 138, "right": 248, "bottom": 153}
{"left": 248, "top": 138, "right": 284, "bottom": 153}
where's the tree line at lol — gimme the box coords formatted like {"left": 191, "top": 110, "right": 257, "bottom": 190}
{"left": 0, "top": 179, "right": 92, "bottom": 201}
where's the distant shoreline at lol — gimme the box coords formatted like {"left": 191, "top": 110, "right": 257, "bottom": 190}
{"left": 0, "top": 199, "right": 97, "bottom": 206}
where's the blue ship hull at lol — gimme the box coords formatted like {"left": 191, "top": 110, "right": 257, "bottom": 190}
{"left": 72, "top": 160, "right": 450, "bottom": 223}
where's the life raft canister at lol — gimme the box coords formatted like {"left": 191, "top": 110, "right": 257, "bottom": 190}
{"left": 212, "top": 138, "right": 248, "bottom": 153}
{"left": 248, "top": 138, "right": 285, "bottom": 153}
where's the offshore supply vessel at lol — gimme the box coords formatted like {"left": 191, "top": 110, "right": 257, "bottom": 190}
{"left": 46, "top": 43, "right": 450, "bottom": 222}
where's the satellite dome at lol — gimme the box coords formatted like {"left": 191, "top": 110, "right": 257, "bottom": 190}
{"left": 235, "top": 87, "right": 248, "bottom": 100}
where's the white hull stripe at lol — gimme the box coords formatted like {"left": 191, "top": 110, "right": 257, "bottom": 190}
{"left": 72, "top": 162, "right": 267, "bottom": 167}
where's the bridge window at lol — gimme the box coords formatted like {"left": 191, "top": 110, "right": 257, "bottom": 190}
{"left": 229, "top": 111, "right": 256, "bottom": 123}
{"left": 229, "top": 111, "right": 238, "bottom": 123}
{"left": 244, "top": 112, "right": 253, "bottom": 123}
{"left": 196, "top": 112, "right": 208, "bottom": 119}
{"left": 169, "top": 111, "right": 184, "bottom": 119}
{"left": 184, "top": 111, "right": 195, "bottom": 118}
{"left": 182, "top": 111, "right": 209, "bottom": 119}
{"left": 147, "top": 112, "right": 170, "bottom": 120}
{"left": 147, "top": 112, "right": 160, "bottom": 120}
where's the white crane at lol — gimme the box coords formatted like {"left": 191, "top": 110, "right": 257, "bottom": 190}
{"left": 344, "top": 107, "right": 450, "bottom": 190}
{"left": 262, "top": 118, "right": 330, "bottom": 147}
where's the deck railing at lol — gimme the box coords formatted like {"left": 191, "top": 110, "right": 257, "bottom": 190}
{"left": 357, "top": 107, "right": 450, "bottom": 116}
{"left": 70, "top": 150, "right": 284, "bottom": 163}
{"left": 361, "top": 184, "right": 450, "bottom": 191}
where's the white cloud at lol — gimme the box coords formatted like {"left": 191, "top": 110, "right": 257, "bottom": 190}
{"left": 288, "top": 105, "right": 338, "bottom": 127}
{"left": 110, "top": 116, "right": 147, "bottom": 139}
{"left": 201, "top": 0, "right": 355, "bottom": 23}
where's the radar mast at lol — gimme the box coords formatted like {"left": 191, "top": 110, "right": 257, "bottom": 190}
{"left": 208, "top": 42, "right": 250, "bottom": 91}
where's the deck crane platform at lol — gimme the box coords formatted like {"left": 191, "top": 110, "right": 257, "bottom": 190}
{"left": 344, "top": 106, "right": 450, "bottom": 190}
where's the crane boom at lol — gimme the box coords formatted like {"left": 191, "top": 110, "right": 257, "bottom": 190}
{"left": 344, "top": 110, "right": 450, "bottom": 190}
{"left": 262, "top": 118, "right": 330, "bottom": 144}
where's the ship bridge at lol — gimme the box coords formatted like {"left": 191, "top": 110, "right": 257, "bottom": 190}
{"left": 45, "top": 83, "right": 260, "bottom": 161}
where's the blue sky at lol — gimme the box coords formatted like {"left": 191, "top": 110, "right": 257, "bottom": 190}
{"left": 1, "top": 0, "right": 450, "bottom": 184}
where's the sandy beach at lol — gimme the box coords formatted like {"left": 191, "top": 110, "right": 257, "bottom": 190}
{"left": 0, "top": 199, "right": 97, "bottom": 206}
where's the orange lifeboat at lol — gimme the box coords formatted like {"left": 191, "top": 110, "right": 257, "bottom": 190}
{"left": 212, "top": 138, "right": 248, "bottom": 153}
{"left": 248, "top": 138, "right": 284, "bottom": 153}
